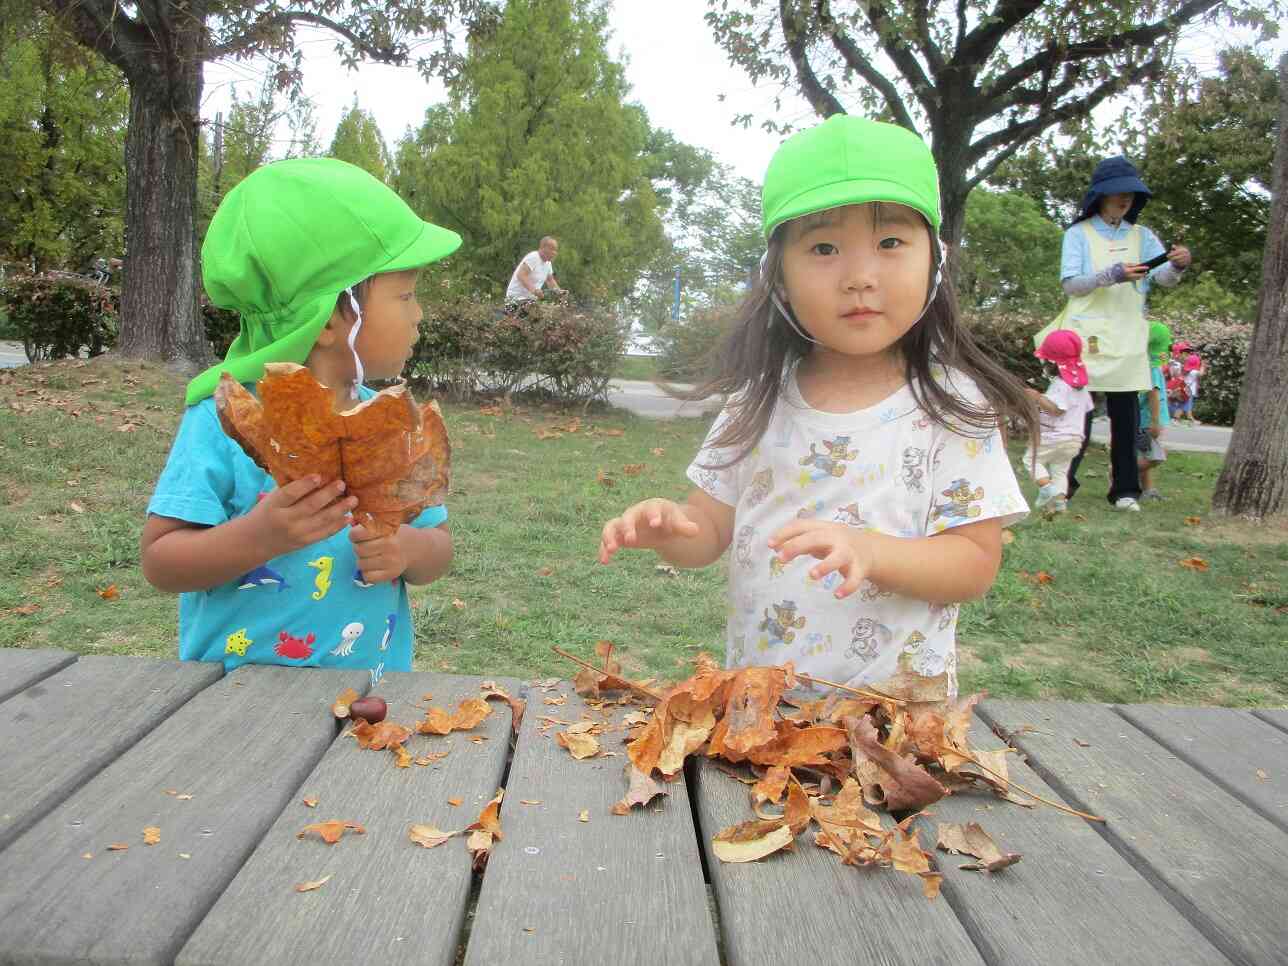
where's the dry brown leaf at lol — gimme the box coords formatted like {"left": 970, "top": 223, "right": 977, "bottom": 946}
{"left": 415, "top": 751, "right": 450, "bottom": 766}
{"left": 480, "top": 684, "right": 526, "bottom": 734}
{"left": 409, "top": 824, "right": 457, "bottom": 849}
{"left": 845, "top": 716, "right": 946, "bottom": 811}
{"left": 352, "top": 719, "right": 412, "bottom": 752}
{"left": 143, "top": 827, "right": 160, "bottom": 846}
{"left": 651, "top": 447, "right": 665, "bottom": 456}
{"left": 556, "top": 730, "right": 601, "bottom": 759}
{"left": 97, "top": 584, "right": 119, "bottom": 601}
{"left": 623, "top": 463, "right": 645, "bottom": 476}
{"left": 302, "top": 798, "right": 319, "bottom": 808}
{"left": 1179, "top": 556, "right": 1210, "bottom": 572}
{"left": 331, "top": 687, "right": 359, "bottom": 719}
{"left": 711, "top": 820, "right": 795, "bottom": 863}
{"left": 467, "top": 790, "right": 504, "bottom": 839}
{"left": 107, "top": 843, "right": 129, "bottom": 851}
{"left": 783, "top": 776, "right": 811, "bottom": 836}
{"left": 889, "top": 820, "right": 942, "bottom": 898}
{"left": 1185, "top": 516, "right": 1202, "bottom": 526}
{"left": 296, "top": 821, "right": 365, "bottom": 845}
{"left": 295, "top": 874, "right": 333, "bottom": 893}
{"left": 447, "top": 797, "right": 463, "bottom": 807}
{"left": 520, "top": 799, "right": 543, "bottom": 806}
{"left": 936, "top": 821, "right": 1022, "bottom": 873}
{"left": 417, "top": 698, "right": 493, "bottom": 735}
{"left": 466, "top": 829, "right": 494, "bottom": 871}
{"left": 752, "top": 765, "right": 791, "bottom": 805}
{"left": 611, "top": 765, "right": 670, "bottom": 815}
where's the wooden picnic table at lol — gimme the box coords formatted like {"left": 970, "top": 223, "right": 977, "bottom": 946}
{"left": 1, "top": 647, "right": 1286, "bottom": 966}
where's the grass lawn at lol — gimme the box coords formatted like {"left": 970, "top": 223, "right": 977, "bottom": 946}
{"left": 2, "top": 355, "right": 1284, "bottom": 706}
{"left": 615, "top": 354, "right": 659, "bottom": 382}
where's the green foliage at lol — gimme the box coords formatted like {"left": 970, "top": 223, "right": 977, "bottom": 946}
{"left": 656, "top": 302, "right": 737, "bottom": 382}
{"left": 329, "top": 97, "right": 391, "bottom": 182}
{"left": 1158, "top": 314, "right": 1253, "bottom": 426}
{"left": 0, "top": 20, "right": 127, "bottom": 271}
{"left": 959, "top": 310, "right": 1047, "bottom": 389}
{"left": 0, "top": 273, "right": 116, "bottom": 361}
{"left": 392, "top": 0, "right": 669, "bottom": 301}
{"left": 409, "top": 281, "right": 626, "bottom": 404}
{"left": 957, "top": 189, "right": 1065, "bottom": 314}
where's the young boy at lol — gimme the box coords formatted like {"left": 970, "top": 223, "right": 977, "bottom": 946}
{"left": 141, "top": 159, "right": 460, "bottom": 681}
{"left": 1137, "top": 322, "right": 1171, "bottom": 500}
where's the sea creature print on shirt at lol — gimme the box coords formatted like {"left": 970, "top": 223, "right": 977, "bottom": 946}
{"left": 308, "top": 555, "right": 334, "bottom": 601}
{"left": 798, "top": 435, "right": 857, "bottom": 482}
{"left": 931, "top": 479, "right": 984, "bottom": 526}
{"left": 330, "top": 622, "right": 365, "bottom": 658}
{"left": 224, "top": 628, "right": 253, "bottom": 656}
{"left": 900, "top": 447, "right": 927, "bottom": 492}
{"left": 275, "top": 630, "right": 316, "bottom": 660}
{"left": 759, "top": 600, "right": 807, "bottom": 647}
{"left": 747, "top": 468, "right": 775, "bottom": 508}
{"left": 237, "top": 564, "right": 288, "bottom": 592}
{"left": 378, "top": 613, "right": 397, "bottom": 651}
{"left": 846, "top": 617, "right": 892, "bottom": 662}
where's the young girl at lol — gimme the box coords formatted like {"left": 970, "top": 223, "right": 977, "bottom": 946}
{"left": 1023, "top": 330, "right": 1094, "bottom": 517}
{"left": 141, "top": 158, "right": 461, "bottom": 681}
{"left": 598, "top": 116, "right": 1035, "bottom": 698}
{"left": 1137, "top": 322, "right": 1172, "bottom": 500}
{"left": 1181, "top": 352, "right": 1204, "bottom": 422}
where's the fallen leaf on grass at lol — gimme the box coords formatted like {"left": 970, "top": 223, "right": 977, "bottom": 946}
{"left": 711, "top": 820, "right": 794, "bottom": 863}
{"left": 1179, "top": 557, "right": 1209, "bottom": 572}
{"left": 1185, "top": 516, "right": 1202, "bottom": 526}
{"left": 297, "top": 821, "right": 365, "bottom": 845}
{"left": 7, "top": 603, "right": 41, "bottom": 616}
{"left": 409, "top": 824, "right": 458, "bottom": 849}
{"left": 143, "top": 827, "right": 160, "bottom": 845}
{"left": 599, "top": 428, "right": 625, "bottom": 437}
{"left": 936, "top": 822, "right": 1022, "bottom": 873}
{"left": 1000, "top": 529, "right": 1014, "bottom": 545}
{"left": 451, "top": 598, "right": 466, "bottom": 609}
{"left": 557, "top": 730, "right": 601, "bottom": 759}
{"left": 623, "top": 463, "right": 645, "bottom": 476}
{"left": 651, "top": 447, "right": 665, "bottom": 456}
{"left": 97, "top": 584, "right": 120, "bottom": 601}
{"left": 536, "top": 566, "right": 554, "bottom": 577}
{"left": 295, "top": 874, "right": 333, "bottom": 892}
{"left": 595, "top": 468, "right": 615, "bottom": 487}
{"left": 417, "top": 698, "right": 492, "bottom": 735}
{"left": 68, "top": 501, "right": 86, "bottom": 514}
{"left": 611, "top": 766, "right": 669, "bottom": 815}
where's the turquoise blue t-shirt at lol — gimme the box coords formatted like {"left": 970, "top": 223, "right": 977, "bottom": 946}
{"left": 1139, "top": 365, "right": 1171, "bottom": 430}
{"left": 146, "top": 386, "right": 447, "bottom": 679}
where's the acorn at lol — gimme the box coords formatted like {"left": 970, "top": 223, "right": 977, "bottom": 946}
{"left": 349, "top": 695, "right": 388, "bottom": 724}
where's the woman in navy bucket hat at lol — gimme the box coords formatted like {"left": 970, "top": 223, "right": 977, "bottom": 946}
{"left": 1035, "top": 156, "right": 1191, "bottom": 512}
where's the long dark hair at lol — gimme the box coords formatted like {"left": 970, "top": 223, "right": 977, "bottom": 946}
{"left": 670, "top": 208, "right": 1039, "bottom": 469}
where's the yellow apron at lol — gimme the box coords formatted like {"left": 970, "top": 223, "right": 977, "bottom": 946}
{"left": 1038, "top": 220, "right": 1150, "bottom": 392}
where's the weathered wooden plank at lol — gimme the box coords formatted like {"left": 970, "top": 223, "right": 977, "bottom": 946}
{"left": 0, "top": 649, "right": 77, "bottom": 704}
{"left": 980, "top": 700, "right": 1288, "bottom": 966}
{"left": 1252, "top": 708, "right": 1288, "bottom": 735}
{"left": 464, "top": 685, "right": 720, "bottom": 966}
{"left": 178, "top": 673, "right": 519, "bottom": 966}
{"left": 1115, "top": 704, "right": 1288, "bottom": 835}
{"left": 0, "top": 665, "right": 368, "bottom": 966}
{"left": 912, "top": 716, "right": 1227, "bottom": 965}
{"left": 692, "top": 755, "right": 985, "bottom": 966}
{"left": 0, "top": 655, "right": 222, "bottom": 853}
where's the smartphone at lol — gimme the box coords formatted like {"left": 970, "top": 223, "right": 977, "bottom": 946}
{"left": 1140, "top": 245, "right": 1173, "bottom": 271}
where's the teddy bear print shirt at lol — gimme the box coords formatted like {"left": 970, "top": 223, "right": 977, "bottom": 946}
{"left": 687, "top": 368, "right": 1027, "bottom": 696}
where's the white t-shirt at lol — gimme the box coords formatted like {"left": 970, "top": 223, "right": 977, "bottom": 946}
{"left": 687, "top": 368, "right": 1028, "bottom": 696}
{"left": 505, "top": 251, "right": 553, "bottom": 302}
{"left": 1038, "top": 378, "right": 1095, "bottom": 444}
{"left": 1184, "top": 370, "right": 1200, "bottom": 398}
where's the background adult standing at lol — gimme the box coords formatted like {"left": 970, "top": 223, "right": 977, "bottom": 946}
{"left": 504, "top": 236, "right": 564, "bottom": 309}
{"left": 1040, "top": 157, "right": 1191, "bottom": 511}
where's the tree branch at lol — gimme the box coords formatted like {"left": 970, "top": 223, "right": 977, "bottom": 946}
{"left": 980, "top": 0, "right": 1222, "bottom": 103}
{"left": 814, "top": 0, "right": 917, "bottom": 131}
{"left": 968, "top": 57, "right": 1164, "bottom": 166}
{"left": 203, "top": 11, "right": 404, "bottom": 63}
{"left": 912, "top": 0, "right": 945, "bottom": 77}
{"left": 954, "top": 0, "right": 1045, "bottom": 72}
{"left": 860, "top": 0, "right": 936, "bottom": 112}
{"left": 779, "top": 0, "right": 846, "bottom": 118}
{"left": 43, "top": 0, "right": 155, "bottom": 77}
{"left": 955, "top": 0, "right": 968, "bottom": 53}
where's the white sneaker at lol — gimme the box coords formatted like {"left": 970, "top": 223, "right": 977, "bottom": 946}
{"left": 1114, "top": 497, "right": 1141, "bottom": 512}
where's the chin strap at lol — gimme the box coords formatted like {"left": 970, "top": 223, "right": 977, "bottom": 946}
{"left": 345, "top": 288, "right": 364, "bottom": 400}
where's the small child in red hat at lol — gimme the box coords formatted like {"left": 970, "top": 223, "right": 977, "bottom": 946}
{"left": 1024, "top": 330, "right": 1096, "bottom": 516}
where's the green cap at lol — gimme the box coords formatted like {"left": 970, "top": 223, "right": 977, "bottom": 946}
{"left": 1148, "top": 321, "right": 1172, "bottom": 365}
{"left": 762, "top": 115, "right": 941, "bottom": 239}
{"left": 186, "top": 158, "right": 461, "bottom": 405}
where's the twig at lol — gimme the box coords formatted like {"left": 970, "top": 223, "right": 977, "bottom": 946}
{"left": 551, "top": 646, "right": 665, "bottom": 701}
{"left": 795, "top": 672, "right": 901, "bottom": 704}
{"left": 943, "top": 745, "right": 1105, "bottom": 823}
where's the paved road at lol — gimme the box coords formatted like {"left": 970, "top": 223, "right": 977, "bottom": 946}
{"left": 1088, "top": 415, "right": 1231, "bottom": 454}
{"left": 0, "top": 341, "right": 25, "bottom": 369}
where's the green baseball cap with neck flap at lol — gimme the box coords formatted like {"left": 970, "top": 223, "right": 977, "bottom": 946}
{"left": 762, "top": 114, "right": 942, "bottom": 239}
{"left": 186, "top": 157, "right": 461, "bottom": 406}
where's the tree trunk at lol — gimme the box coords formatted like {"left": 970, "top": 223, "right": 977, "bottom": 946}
{"left": 116, "top": 32, "right": 210, "bottom": 373}
{"left": 1212, "top": 53, "right": 1288, "bottom": 519}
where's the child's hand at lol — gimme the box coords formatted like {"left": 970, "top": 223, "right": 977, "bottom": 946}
{"left": 349, "top": 524, "right": 409, "bottom": 584}
{"left": 599, "top": 498, "right": 700, "bottom": 564}
{"left": 250, "top": 476, "right": 356, "bottom": 559}
{"left": 1149, "top": 425, "right": 1163, "bottom": 439}
{"left": 768, "top": 520, "right": 876, "bottom": 599}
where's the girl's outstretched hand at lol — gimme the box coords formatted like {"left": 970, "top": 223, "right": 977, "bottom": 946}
{"left": 599, "top": 498, "right": 701, "bottom": 564}
{"left": 769, "top": 520, "right": 876, "bottom": 599}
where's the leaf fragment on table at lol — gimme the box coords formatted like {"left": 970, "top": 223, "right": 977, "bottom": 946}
{"left": 143, "top": 827, "right": 160, "bottom": 845}
{"left": 556, "top": 730, "right": 601, "bottom": 759}
{"left": 447, "top": 797, "right": 463, "bottom": 807}
{"left": 417, "top": 698, "right": 493, "bottom": 735}
{"left": 296, "top": 821, "right": 365, "bottom": 845}
{"left": 295, "top": 874, "right": 333, "bottom": 893}
{"left": 890, "top": 819, "right": 943, "bottom": 898}
{"left": 351, "top": 719, "right": 412, "bottom": 751}
{"left": 331, "top": 687, "right": 359, "bottom": 719}
{"left": 711, "top": 820, "right": 794, "bottom": 863}
{"left": 302, "top": 797, "right": 319, "bottom": 808}
{"left": 480, "top": 683, "right": 526, "bottom": 733}
{"left": 579, "top": 810, "right": 590, "bottom": 823}
{"left": 936, "top": 821, "right": 1022, "bottom": 873}
{"left": 107, "top": 843, "right": 129, "bottom": 851}
{"left": 465, "top": 790, "right": 504, "bottom": 870}
{"left": 416, "top": 751, "right": 450, "bottom": 766}
{"left": 409, "top": 824, "right": 458, "bottom": 849}
{"left": 611, "top": 766, "right": 669, "bottom": 815}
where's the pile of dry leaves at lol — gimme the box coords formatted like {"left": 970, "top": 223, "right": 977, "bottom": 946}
{"left": 568, "top": 649, "right": 1059, "bottom": 899}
